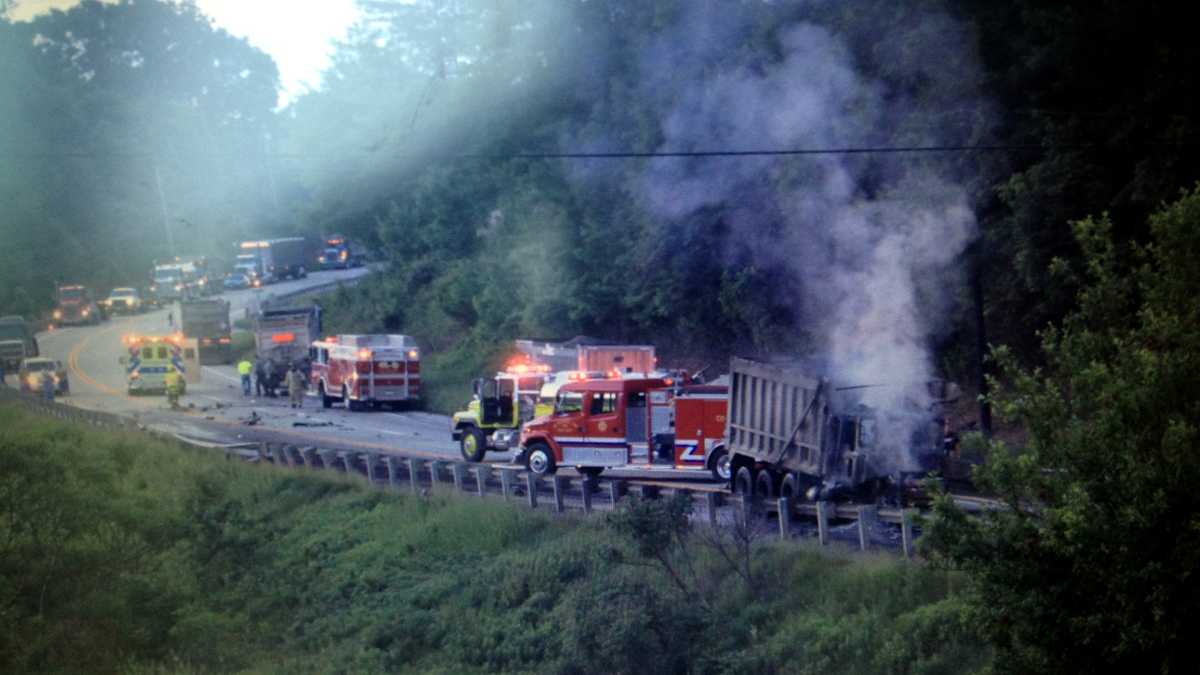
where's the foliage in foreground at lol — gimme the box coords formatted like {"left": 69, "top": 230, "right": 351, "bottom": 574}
{"left": 0, "top": 403, "right": 988, "bottom": 674}
{"left": 924, "top": 186, "right": 1200, "bottom": 673}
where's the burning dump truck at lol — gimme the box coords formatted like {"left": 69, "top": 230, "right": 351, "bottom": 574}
{"left": 724, "top": 356, "right": 962, "bottom": 502}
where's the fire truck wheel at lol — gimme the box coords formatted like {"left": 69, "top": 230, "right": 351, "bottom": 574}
{"left": 460, "top": 427, "right": 487, "bottom": 462}
{"left": 708, "top": 448, "right": 732, "bottom": 482}
{"left": 318, "top": 383, "right": 332, "bottom": 409}
{"left": 342, "top": 385, "right": 363, "bottom": 411}
{"left": 526, "top": 442, "right": 556, "bottom": 476}
{"left": 733, "top": 466, "right": 755, "bottom": 495}
{"left": 754, "top": 470, "right": 777, "bottom": 499}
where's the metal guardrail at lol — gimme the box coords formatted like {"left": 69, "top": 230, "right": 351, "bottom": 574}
{"left": 1, "top": 384, "right": 923, "bottom": 557}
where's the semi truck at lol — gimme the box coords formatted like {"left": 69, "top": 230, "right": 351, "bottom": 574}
{"left": 722, "top": 357, "right": 956, "bottom": 502}
{"left": 317, "top": 234, "right": 365, "bottom": 269}
{"left": 180, "top": 298, "right": 232, "bottom": 364}
{"left": 235, "top": 238, "right": 309, "bottom": 284}
{"left": 149, "top": 261, "right": 197, "bottom": 303}
{"left": 253, "top": 305, "right": 321, "bottom": 392}
{"left": 51, "top": 285, "right": 104, "bottom": 326}
{"left": 0, "top": 316, "right": 39, "bottom": 371}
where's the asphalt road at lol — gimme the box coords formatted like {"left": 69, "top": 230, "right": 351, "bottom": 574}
{"left": 32, "top": 267, "right": 471, "bottom": 464}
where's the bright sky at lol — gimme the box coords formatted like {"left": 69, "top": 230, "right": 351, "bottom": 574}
{"left": 5, "top": 0, "right": 364, "bottom": 106}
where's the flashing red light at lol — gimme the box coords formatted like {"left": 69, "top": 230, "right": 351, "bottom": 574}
{"left": 218, "top": 337, "right": 231, "bottom": 344}
{"left": 358, "top": 348, "right": 372, "bottom": 360}
{"left": 608, "top": 369, "right": 621, "bottom": 379}
{"left": 664, "top": 378, "right": 674, "bottom": 386}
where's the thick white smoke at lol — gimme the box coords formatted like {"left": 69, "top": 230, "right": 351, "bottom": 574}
{"left": 630, "top": 7, "right": 984, "bottom": 471}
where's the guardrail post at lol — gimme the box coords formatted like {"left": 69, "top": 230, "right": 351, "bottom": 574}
{"left": 581, "top": 476, "right": 594, "bottom": 513}
{"left": 706, "top": 492, "right": 720, "bottom": 527}
{"left": 609, "top": 479, "right": 626, "bottom": 507}
{"left": 428, "top": 461, "right": 443, "bottom": 492}
{"left": 816, "top": 501, "right": 831, "bottom": 546}
{"left": 552, "top": 476, "right": 566, "bottom": 513}
{"left": 857, "top": 505, "right": 877, "bottom": 552}
{"left": 407, "top": 458, "right": 421, "bottom": 494}
{"left": 500, "top": 469, "right": 516, "bottom": 501}
{"left": 300, "top": 447, "right": 317, "bottom": 469}
{"left": 739, "top": 494, "right": 752, "bottom": 532}
{"left": 777, "top": 497, "right": 791, "bottom": 539}
{"left": 451, "top": 463, "right": 466, "bottom": 492}
{"left": 385, "top": 456, "right": 399, "bottom": 489}
{"left": 474, "top": 465, "right": 490, "bottom": 497}
{"left": 526, "top": 473, "right": 540, "bottom": 509}
{"left": 365, "top": 453, "right": 378, "bottom": 485}
{"left": 257, "top": 442, "right": 269, "bottom": 462}
{"left": 901, "top": 509, "right": 915, "bottom": 559}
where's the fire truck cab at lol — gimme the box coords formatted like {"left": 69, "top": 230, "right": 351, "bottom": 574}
{"left": 309, "top": 334, "right": 420, "bottom": 411}
{"left": 517, "top": 376, "right": 730, "bottom": 479}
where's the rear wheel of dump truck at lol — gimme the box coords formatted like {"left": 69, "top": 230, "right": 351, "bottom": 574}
{"left": 460, "top": 427, "right": 487, "bottom": 462}
{"left": 754, "top": 470, "right": 776, "bottom": 499}
{"left": 779, "top": 472, "right": 809, "bottom": 501}
{"left": 733, "top": 466, "right": 755, "bottom": 496}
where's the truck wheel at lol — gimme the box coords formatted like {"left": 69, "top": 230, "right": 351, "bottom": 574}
{"left": 708, "top": 447, "right": 732, "bottom": 482}
{"left": 319, "top": 383, "right": 332, "bottom": 409}
{"left": 754, "top": 470, "right": 776, "bottom": 499}
{"left": 779, "top": 472, "right": 803, "bottom": 501}
{"left": 342, "top": 385, "right": 361, "bottom": 411}
{"left": 526, "top": 442, "right": 556, "bottom": 476}
{"left": 460, "top": 427, "right": 487, "bottom": 462}
{"left": 733, "top": 466, "right": 755, "bottom": 495}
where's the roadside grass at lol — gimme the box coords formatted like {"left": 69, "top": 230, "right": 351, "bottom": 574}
{"left": 0, "top": 402, "right": 991, "bottom": 674}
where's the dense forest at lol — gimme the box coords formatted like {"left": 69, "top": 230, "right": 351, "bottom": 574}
{"left": 4, "top": 0, "right": 1198, "bottom": 388}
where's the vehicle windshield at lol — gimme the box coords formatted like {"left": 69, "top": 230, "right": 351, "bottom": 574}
{"left": 555, "top": 391, "right": 583, "bottom": 415}
{"left": 58, "top": 288, "right": 83, "bottom": 301}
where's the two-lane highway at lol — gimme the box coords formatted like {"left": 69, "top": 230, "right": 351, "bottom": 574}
{"left": 36, "top": 268, "right": 468, "bottom": 462}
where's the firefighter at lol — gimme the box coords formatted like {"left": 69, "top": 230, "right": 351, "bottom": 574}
{"left": 286, "top": 363, "right": 306, "bottom": 409}
{"left": 164, "top": 369, "right": 183, "bottom": 409}
{"left": 237, "top": 358, "right": 253, "bottom": 396}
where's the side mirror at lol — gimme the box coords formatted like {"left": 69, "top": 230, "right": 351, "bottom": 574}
{"left": 119, "top": 356, "right": 128, "bottom": 365}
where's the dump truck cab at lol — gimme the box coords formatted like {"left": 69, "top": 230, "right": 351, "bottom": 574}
{"left": 452, "top": 364, "right": 550, "bottom": 462}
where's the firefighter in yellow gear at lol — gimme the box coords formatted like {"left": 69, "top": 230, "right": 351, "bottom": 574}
{"left": 286, "top": 364, "right": 306, "bottom": 408}
{"left": 164, "top": 369, "right": 184, "bottom": 409}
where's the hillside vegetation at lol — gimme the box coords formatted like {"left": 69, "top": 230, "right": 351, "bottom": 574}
{"left": 0, "top": 403, "right": 988, "bottom": 674}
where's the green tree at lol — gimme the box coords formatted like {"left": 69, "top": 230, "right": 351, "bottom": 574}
{"left": 924, "top": 186, "right": 1200, "bottom": 673}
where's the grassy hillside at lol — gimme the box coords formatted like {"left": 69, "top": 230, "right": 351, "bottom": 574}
{"left": 0, "top": 403, "right": 990, "bottom": 674}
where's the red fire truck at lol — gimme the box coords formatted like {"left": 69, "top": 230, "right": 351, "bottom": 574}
{"left": 309, "top": 334, "right": 420, "bottom": 411}
{"left": 516, "top": 377, "right": 730, "bottom": 479}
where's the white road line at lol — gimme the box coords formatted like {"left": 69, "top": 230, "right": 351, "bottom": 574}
{"left": 203, "top": 366, "right": 240, "bottom": 384}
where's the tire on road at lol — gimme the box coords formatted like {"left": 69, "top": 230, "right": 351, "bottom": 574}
{"left": 460, "top": 426, "right": 487, "bottom": 462}
{"left": 526, "top": 442, "right": 556, "bottom": 476}
{"left": 733, "top": 466, "right": 755, "bottom": 496}
{"left": 707, "top": 446, "right": 731, "bottom": 482}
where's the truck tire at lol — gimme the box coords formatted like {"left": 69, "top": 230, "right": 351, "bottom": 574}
{"left": 343, "top": 385, "right": 363, "bottom": 412}
{"left": 779, "top": 472, "right": 803, "bottom": 501}
{"left": 754, "top": 470, "right": 776, "bottom": 499}
{"left": 460, "top": 426, "right": 487, "bottom": 462}
{"left": 707, "top": 447, "right": 732, "bottom": 482}
{"left": 319, "top": 382, "right": 332, "bottom": 409}
{"left": 526, "top": 442, "right": 556, "bottom": 476}
{"left": 733, "top": 466, "right": 755, "bottom": 495}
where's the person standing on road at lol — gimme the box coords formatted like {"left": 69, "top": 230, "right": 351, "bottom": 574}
{"left": 164, "top": 369, "right": 183, "bottom": 409}
{"left": 237, "top": 358, "right": 253, "bottom": 396}
{"left": 40, "top": 370, "right": 55, "bottom": 402}
{"left": 263, "top": 358, "right": 276, "bottom": 397}
{"left": 254, "top": 358, "right": 267, "bottom": 397}
{"left": 286, "top": 364, "right": 306, "bottom": 409}
{"left": 167, "top": 310, "right": 174, "bottom": 330}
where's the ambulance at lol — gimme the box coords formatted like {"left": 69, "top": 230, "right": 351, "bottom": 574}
{"left": 121, "top": 334, "right": 197, "bottom": 395}
{"left": 309, "top": 334, "right": 421, "bottom": 410}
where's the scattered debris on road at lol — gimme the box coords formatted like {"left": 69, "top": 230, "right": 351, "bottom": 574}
{"left": 292, "top": 420, "right": 334, "bottom": 427}
{"left": 242, "top": 410, "right": 262, "bottom": 426}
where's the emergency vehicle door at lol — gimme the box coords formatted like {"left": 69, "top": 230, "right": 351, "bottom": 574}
{"left": 626, "top": 390, "right": 652, "bottom": 465}
{"left": 580, "top": 391, "right": 627, "bottom": 465}
{"left": 179, "top": 338, "right": 201, "bottom": 384}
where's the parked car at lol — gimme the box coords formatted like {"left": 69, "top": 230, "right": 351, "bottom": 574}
{"left": 223, "top": 272, "right": 252, "bottom": 290}
{"left": 18, "top": 357, "right": 69, "bottom": 395}
{"left": 101, "top": 287, "right": 144, "bottom": 314}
